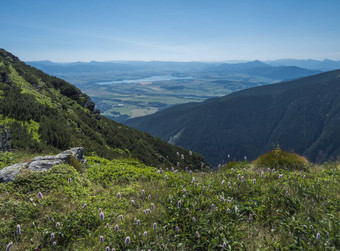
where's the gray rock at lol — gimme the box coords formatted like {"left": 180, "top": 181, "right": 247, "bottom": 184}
{"left": 0, "top": 162, "right": 29, "bottom": 182}
{"left": 0, "top": 147, "right": 85, "bottom": 182}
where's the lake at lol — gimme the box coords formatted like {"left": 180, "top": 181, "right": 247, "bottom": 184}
{"left": 95, "top": 75, "right": 193, "bottom": 85}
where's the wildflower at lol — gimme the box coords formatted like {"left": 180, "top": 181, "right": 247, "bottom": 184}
{"left": 272, "top": 169, "right": 275, "bottom": 173}
{"left": 106, "top": 247, "right": 110, "bottom": 251}
{"left": 189, "top": 151, "right": 192, "bottom": 156}
{"left": 316, "top": 233, "right": 321, "bottom": 240}
{"left": 253, "top": 179, "right": 256, "bottom": 184}
{"left": 157, "top": 170, "right": 160, "bottom": 174}
{"left": 221, "top": 180, "right": 225, "bottom": 185}
{"left": 38, "top": 192, "right": 43, "bottom": 199}
{"left": 189, "top": 170, "right": 193, "bottom": 175}
{"left": 211, "top": 204, "right": 215, "bottom": 210}
{"left": 241, "top": 176, "right": 244, "bottom": 181}
{"left": 51, "top": 233, "right": 55, "bottom": 239}
{"left": 131, "top": 200, "right": 135, "bottom": 205}
{"left": 228, "top": 181, "right": 231, "bottom": 187}
{"left": 279, "top": 174, "right": 283, "bottom": 179}
{"left": 183, "top": 188, "right": 187, "bottom": 195}
{"left": 261, "top": 171, "right": 264, "bottom": 178}
{"left": 186, "top": 166, "right": 189, "bottom": 172}
{"left": 249, "top": 214, "right": 253, "bottom": 221}
{"left": 17, "top": 224, "right": 21, "bottom": 235}
{"left": 112, "top": 249, "right": 115, "bottom": 251}
{"left": 223, "top": 242, "right": 226, "bottom": 249}
{"left": 220, "top": 225, "right": 223, "bottom": 230}
{"left": 153, "top": 223, "right": 157, "bottom": 230}
{"left": 166, "top": 168, "right": 169, "bottom": 171}
{"left": 106, "top": 223, "right": 109, "bottom": 228}
{"left": 165, "top": 175, "right": 168, "bottom": 181}
{"left": 160, "top": 169, "right": 163, "bottom": 174}
{"left": 68, "top": 178, "right": 71, "bottom": 184}
{"left": 82, "top": 203, "right": 87, "bottom": 209}
{"left": 228, "top": 154, "right": 230, "bottom": 159}
{"left": 151, "top": 203, "right": 154, "bottom": 209}
{"left": 142, "top": 190, "right": 145, "bottom": 195}
{"left": 100, "top": 212, "right": 104, "bottom": 221}
{"left": 244, "top": 156, "right": 247, "bottom": 161}
{"left": 148, "top": 194, "right": 151, "bottom": 200}
{"left": 100, "top": 236, "right": 103, "bottom": 243}
{"left": 221, "top": 197, "right": 225, "bottom": 202}
{"left": 231, "top": 168, "right": 234, "bottom": 172}
{"left": 196, "top": 231, "right": 200, "bottom": 238}
{"left": 115, "top": 225, "right": 119, "bottom": 231}
{"left": 231, "top": 198, "right": 234, "bottom": 203}
{"left": 192, "top": 217, "right": 196, "bottom": 223}
{"left": 203, "top": 186, "right": 206, "bottom": 191}
{"left": 144, "top": 231, "right": 147, "bottom": 237}
{"left": 186, "top": 208, "right": 189, "bottom": 213}
{"left": 134, "top": 218, "right": 137, "bottom": 223}
{"left": 192, "top": 177, "right": 195, "bottom": 184}
{"left": 218, "top": 164, "right": 222, "bottom": 169}
{"left": 125, "top": 236, "right": 130, "bottom": 245}
{"left": 201, "top": 162, "right": 204, "bottom": 168}
{"left": 243, "top": 168, "right": 246, "bottom": 174}
{"left": 303, "top": 175, "right": 306, "bottom": 178}
{"left": 119, "top": 214, "right": 124, "bottom": 220}
{"left": 117, "top": 192, "right": 121, "bottom": 199}
{"left": 51, "top": 218, "right": 54, "bottom": 223}
{"left": 6, "top": 242, "right": 13, "bottom": 251}
{"left": 238, "top": 174, "right": 241, "bottom": 179}
{"left": 176, "top": 152, "right": 179, "bottom": 156}
{"left": 233, "top": 182, "right": 236, "bottom": 186}
{"left": 176, "top": 226, "right": 179, "bottom": 233}
{"left": 56, "top": 222, "right": 60, "bottom": 227}
{"left": 147, "top": 209, "right": 151, "bottom": 214}
{"left": 181, "top": 154, "right": 184, "bottom": 160}
{"left": 137, "top": 219, "right": 140, "bottom": 226}
{"left": 99, "top": 208, "right": 102, "bottom": 212}
{"left": 268, "top": 168, "right": 271, "bottom": 172}
{"left": 53, "top": 242, "right": 56, "bottom": 246}
{"left": 143, "top": 210, "right": 146, "bottom": 215}
{"left": 178, "top": 200, "right": 181, "bottom": 208}
{"left": 174, "top": 170, "right": 178, "bottom": 174}
{"left": 177, "top": 162, "right": 180, "bottom": 167}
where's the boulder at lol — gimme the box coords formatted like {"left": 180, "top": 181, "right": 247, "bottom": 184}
{"left": 0, "top": 147, "right": 86, "bottom": 182}
{"left": 0, "top": 162, "right": 29, "bottom": 182}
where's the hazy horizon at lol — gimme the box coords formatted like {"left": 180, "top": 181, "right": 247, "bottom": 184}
{"left": 1, "top": 0, "right": 340, "bottom": 62}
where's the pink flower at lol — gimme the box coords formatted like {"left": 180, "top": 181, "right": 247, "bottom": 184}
{"left": 100, "top": 212, "right": 104, "bottom": 221}
{"left": 38, "top": 192, "right": 43, "bottom": 199}
{"left": 125, "top": 236, "right": 130, "bottom": 245}
{"left": 153, "top": 222, "right": 157, "bottom": 230}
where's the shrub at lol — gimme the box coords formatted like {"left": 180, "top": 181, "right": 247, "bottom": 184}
{"left": 253, "top": 145, "right": 309, "bottom": 171}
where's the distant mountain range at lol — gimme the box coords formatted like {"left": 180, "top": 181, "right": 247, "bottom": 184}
{"left": 266, "top": 59, "right": 340, "bottom": 71}
{"left": 206, "top": 60, "right": 320, "bottom": 80}
{"left": 127, "top": 69, "right": 340, "bottom": 166}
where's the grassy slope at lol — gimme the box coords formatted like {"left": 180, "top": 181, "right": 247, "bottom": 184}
{"left": 0, "top": 49, "right": 205, "bottom": 169}
{"left": 0, "top": 152, "right": 338, "bottom": 250}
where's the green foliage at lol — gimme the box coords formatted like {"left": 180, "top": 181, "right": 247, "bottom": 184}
{"left": 68, "top": 155, "right": 84, "bottom": 173}
{"left": 253, "top": 146, "right": 309, "bottom": 171}
{"left": 0, "top": 151, "right": 339, "bottom": 250}
{"left": 0, "top": 49, "right": 205, "bottom": 168}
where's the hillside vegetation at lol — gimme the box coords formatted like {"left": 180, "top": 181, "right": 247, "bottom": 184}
{"left": 127, "top": 69, "right": 340, "bottom": 166}
{"left": 0, "top": 150, "right": 339, "bottom": 250}
{"left": 0, "top": 49, "right": 204, "bottom": 169}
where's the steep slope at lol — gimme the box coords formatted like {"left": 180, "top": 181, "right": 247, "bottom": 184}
{"left": 127, "top": 69, "right": 340, "bottom": 166}
{"left": 208, "top": 60, "right": 321, "bottom": 80}
{"left": 0, "top": 49, "right": 204, "bottom": 168}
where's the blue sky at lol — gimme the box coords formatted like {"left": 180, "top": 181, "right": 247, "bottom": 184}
{"left": 1, "top": 0, "right": 340, "bottom": 62}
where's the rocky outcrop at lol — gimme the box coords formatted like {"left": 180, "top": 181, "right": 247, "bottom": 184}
{"left": 0, "top": 147, "right": 86, "bottom": 182}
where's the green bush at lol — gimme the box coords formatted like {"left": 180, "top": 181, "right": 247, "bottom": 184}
{"left": 253, "top": 145, "right": 309, "bottom": 171}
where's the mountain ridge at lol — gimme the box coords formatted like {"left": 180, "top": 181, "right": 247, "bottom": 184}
{"left": 0, "top": 49, "right": 205, "bottom": 168}
{"left": 127, "top": 69, "right": 340, "bottom": 166}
